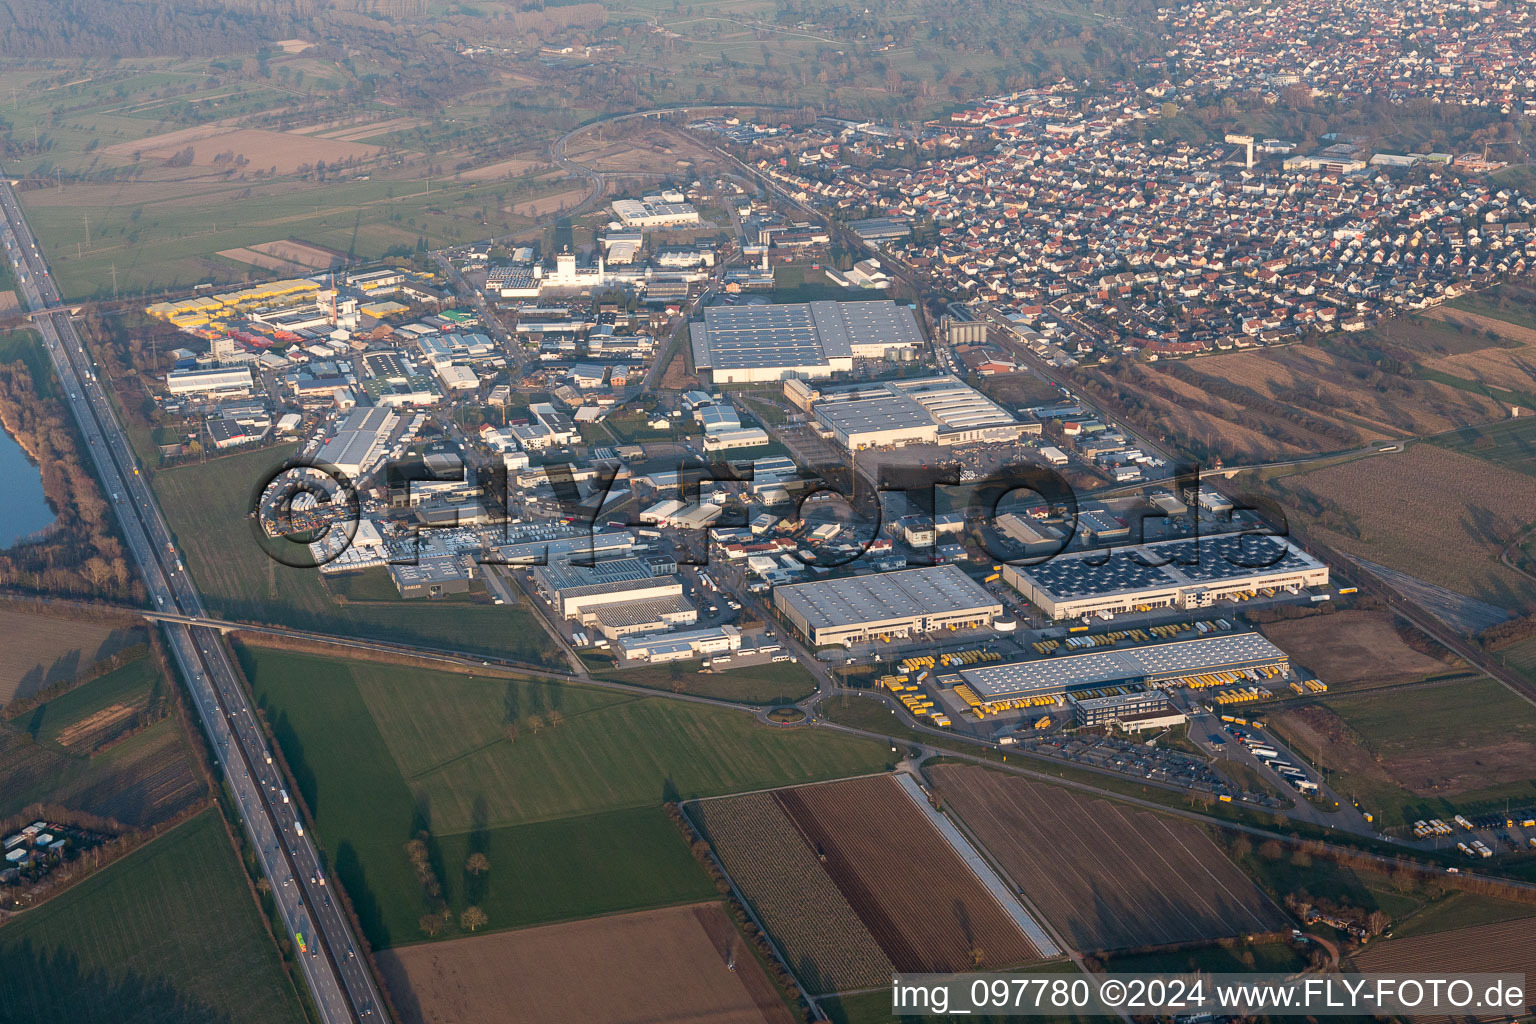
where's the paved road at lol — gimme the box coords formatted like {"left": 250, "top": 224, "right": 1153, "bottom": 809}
{"left": 0, "top": 175, "right": 386, "bottom": 1024}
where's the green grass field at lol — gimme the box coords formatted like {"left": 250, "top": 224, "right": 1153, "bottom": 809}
{"left": 1325, "top": 677, "right": 1536, "bottom": 760}
{"left": 17, "top": 655, "right": 162, "bottom": 745}
{"left": 1502, "top": 636, "right": 1536, "bottom": 687}
{"left": 1448, "top": 285, "right": 1536, "bottom": 333}
{"left": 238, "top": 644, "right": 888, "bottom": 946}
{"left": 771, "top": 265, "right": 888, "bottom": 304}
{"left": 1220, "top": 838, "right": 1530, "bottom": 942}
{"left": 0, "top": 809, "right": 306, "bottom": 1024}
{"left": 0, "top": 328, "right": 56, "bottom": 397}
{"left": 595, "top": 658, "right": 817, "bottom": 704}
{"left": 1275, "top": 678, "right": 1536, "bottom": 828}
{"left": 0, "top": 716, "right": 203, "bottom": 826}
{"left": 149, "top": 447, "right": 563, "bottom": 664}
{"left": 1433, "top": 416, "right": 1536, "bottom": 477}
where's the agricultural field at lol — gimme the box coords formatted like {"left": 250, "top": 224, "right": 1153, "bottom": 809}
{"left": 562, "top": 122, "right": 725, "bottom": 180}
{"left": 0, "top": 809, "right": 306, "bottom": 1024}
{"left": 15, "top": 654, "right": 164, "bottom": 749}
{"left": 0, "top": 54, "right": 571, "bottom": 298}
{"left": 1078, "top": 344, "right": 1505, "bottom": 464}
{"left": 1414, "top": 308, "right": 1536, "bottom": 395}
{"left": 149, "top": 447, "right": 563, "bottom": 665}
{"left": 599, "top": 658, "right": 817, "bottom": 704}
{"left": 237, "top": 642, "right": 887, "bottom": 948}
{"left": 1433, "top": 415, "right": 1536, "bottom": 478}
{"left": 1, "top": 639, "right": 203, "bottom": 829}
{"left": 928, "top": 764, "right": 1286, "bottom": 952}
{"left": 0, "top": 605, "right": 144, "bottom": 706}
{"left": 1448, "top": 281, "right": 1536, "bottom": 333}
{"left": 1374, "top": 312, "right": 1521, "bottom": 357}
{"left": 1350, "top": 917, "right": 1536, "bottom": 1021}
{"left": 773, "top": 775, "right": 1041, "bottom": 971}
{"left": 1101, "top": 939, "right": 1308, "bottom": 976}
{"left": 1258, "top": 610, "right": 1458, "bottom": 689}
{"left": 378, "top": 902, "right": 796, "bottom": 1024}
{"left": 1501, "top": 634, "right": 1536, "bottom": 689}
{"left": 694, "top": 775, "right": 1040, "bottom": 994}
{"left": 693, "top": 790, "right": 895, "bottom": 994}
{"left": 1269, "top": 676, "right": 1536, "bottom": 829}
{"left": 1267, "top": 443, "right": 1536, "bottom": 610}
{"left": 0, "top": 717, "right": 206, "bottom": 828}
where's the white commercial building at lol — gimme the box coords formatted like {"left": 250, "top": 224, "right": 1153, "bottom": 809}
{"left": 612, "top": 195, "right": 700, "bottom": 228}
{"left": 318, "top": 406, "right": 398, "bottom": 480}
{"left": 436, "top": 364, "right": 479, "bottom": 392}
{"left": 616, "top": 624, "right": 742, "bottom": 663}
{"left": 1002, "top": 534, "right": 1329, "bottom": 620}
{"left": 690, "top": 300, "right": 923, "bottom": 384}
{"left": 166, "top": 366, "right": 253, "bottom": 396}
{"left": 811, "top": 375, "right": 1024, "bottom": 450}
{"left": 773, "top": 564, "right": 1002, "bottom": 647}
{"left": 702, "top": 427, "right": 771, "bottom": 452}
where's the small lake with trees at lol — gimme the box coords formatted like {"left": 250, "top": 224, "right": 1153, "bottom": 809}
{"left": 0, "top": 420, "right": 54, "bottom": 549}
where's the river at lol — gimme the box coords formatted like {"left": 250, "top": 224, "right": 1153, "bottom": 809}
{"left": 0, "top": 419, "right": 54, "bottom": 549}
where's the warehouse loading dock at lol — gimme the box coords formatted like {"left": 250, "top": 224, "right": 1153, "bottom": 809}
{"left": 773, "top": 564, "right": 1002, "bottom": 647}
{"left": 1002, "top": 533, "right": 1328, "bottom": 620}
{"left": 953, "top": 631, "right": 1290, "bottom": 719}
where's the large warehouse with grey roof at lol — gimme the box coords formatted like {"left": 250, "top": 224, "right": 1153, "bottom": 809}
{"left": 773, "top": 564, "right": 1002, "bottom": 646}
{"left": 1002, "top": 534, "right": 1329, "bottom": 620}
{"left": 957, "top": 631, "right": 1290, "bottom": 704}
{"left": 690, "top": 299, "right": 922, "bottom": 383}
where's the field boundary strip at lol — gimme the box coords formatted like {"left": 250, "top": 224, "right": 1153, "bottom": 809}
{"left": 893, "top": 771, "right": 1062, "bottom": 957}
{"left": 686, "top": 768, "right": 897, "bottom": 806}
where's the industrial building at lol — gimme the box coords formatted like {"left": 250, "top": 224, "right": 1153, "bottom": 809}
{"left": 616, "top": 625, "right": 743, "bottom": 663}
{"left": 1002, "top": 534, "right": 1329, "bottom": 620}
{"left": 808, "top": 375, "right": 1024, "bottom": 450}
{"left": 689, "top": 300, "right": 922, "bottom": 383}
{"left": 586, "top": 594, "right": 698, "bottom": 639}
{"left": 958, "top": 631, "right": 1289, "bottom": 707}
{"left": 773, "top": 564, "right": 1002, "bottom": 647}
{"left": 390, "top": 555, "right": 473, "bottom": 598}
{"left": 489, "top": 531, "right": 634, "bottom": 566}
{"left": 703, "top": 427, "right": 771, "bottom": 452}
{"left": 533, "top": 556, "right": 683, "bottom": 620}
{"left": 166, "top": 366, "right": 253, "bottom": 396}
{"left": 319, "top": 407, "right": 399, "bottom": 480}
{"left": 1070, "top": 690, "right": 1178, "bottom": 729}
{"left": 612, "top": 195, "right": 700, "bottom": 228}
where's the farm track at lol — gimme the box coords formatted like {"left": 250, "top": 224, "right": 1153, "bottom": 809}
{"left": 772, "top": 775, "right": 1040, "bottom": 973}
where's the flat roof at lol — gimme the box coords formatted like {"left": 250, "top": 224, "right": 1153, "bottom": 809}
{"left": 692, "top": 299, "right": 920, "bottom": 372}
{"left": 590, "top": 593, "right": 694, "bottom": 627}
{"left": 775, "top": 564, "right": 998, "bottom": 631}
{"left": 961, "top": 631, "right": 1289, "bottom": 700}
{"left": 813, "top": 375, "right": 1016, "bottom": 440}
{"left": 1012, "top": 534, "right": 1324, "bottom": 601}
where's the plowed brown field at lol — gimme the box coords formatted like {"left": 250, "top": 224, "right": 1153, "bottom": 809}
{"left": 378, "top": 902, "right": 796, "bottom": 1024}
{"left": 772, "top": 774, "right": 1040, "bottom": 972}
{"left": 693, "top": 791, "right": 892, "bottom": 994}
{"left": 1350, "top": 917, "right": 1536, "bottom": 1023}
{"left": 930, "top": 765, "right": 1286, "bottom": 952}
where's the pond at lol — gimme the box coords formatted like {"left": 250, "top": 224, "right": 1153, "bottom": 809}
{"left": 0, "top": 420, "right": 54, "bottom": 549}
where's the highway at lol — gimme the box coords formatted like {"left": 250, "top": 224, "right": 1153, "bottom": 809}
{"left": 0, "top": 174, "right": 386, "bottom": 1024}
